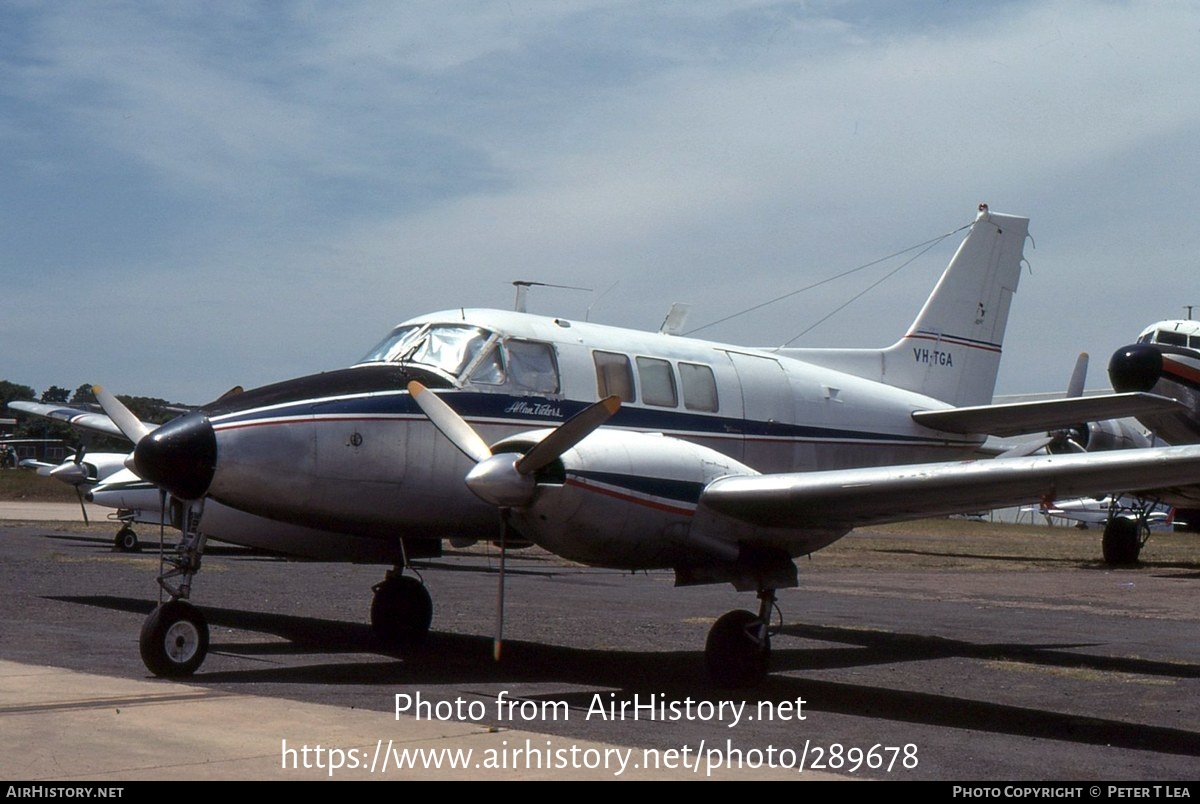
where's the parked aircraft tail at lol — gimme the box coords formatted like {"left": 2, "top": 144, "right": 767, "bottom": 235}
{"left": 781, "top": 204, "right": 1029, "bottom": 408}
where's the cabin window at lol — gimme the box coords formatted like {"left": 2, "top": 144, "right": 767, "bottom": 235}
{"left": 679, "top": 362, "right": 718, "bottom": 412}
{"left": 636, "top": 357, "right": 677, "bottom": 407}
{"left": 506, "top": 339, "right": 560, "bottom": 394}
{"left": 594, "top": 351, "right": 635, "bottom": 402}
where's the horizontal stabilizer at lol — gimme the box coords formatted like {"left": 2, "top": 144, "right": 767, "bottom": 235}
{"left": 911, "top": 393, "right": 1183, "bottom": 437}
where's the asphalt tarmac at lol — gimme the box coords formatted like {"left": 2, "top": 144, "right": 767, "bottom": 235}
{"left": 2, "top": 506, "right": 1198, "bottom": 781}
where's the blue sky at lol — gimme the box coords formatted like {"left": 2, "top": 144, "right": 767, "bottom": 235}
{"left": 3, "top": 1, "right": 1198, "bottom": 403}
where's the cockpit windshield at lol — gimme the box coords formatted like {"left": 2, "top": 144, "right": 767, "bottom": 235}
{"left": 356, "top": 323, "right": 559, "bottom": 393}
{"left": 359, "top": 324, "right": 493, "bottom": 378}
{"left": 1136, "top": 324, "right": 1200, "bottom": 350}
{"left": 358, "top": 325, "right": 423, "bottom": 363}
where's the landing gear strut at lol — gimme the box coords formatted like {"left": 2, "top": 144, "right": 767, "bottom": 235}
{"left": 371, "top": 570, "right": 433, "bottom": 643}
{"left": 139, "top": 502, "right": 210, "bottom": 677}
{"left": 705, "top": 589, "right": 776, "bottom": 688}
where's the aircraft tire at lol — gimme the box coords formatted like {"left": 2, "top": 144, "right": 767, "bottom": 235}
{"left": 371, "top": 576, "right": 433, "bottom": 643}
{"left": 114, "top": 526, "right": 140, "bottom": 553}
{"left": 705, "top": 609, "right": 769, "bottom": 689}
{"left": 1102, "top": 517, "right": 1142, "bottom": 566}
{"left": 140, "top": 600, "right": 209, "bottom": 677}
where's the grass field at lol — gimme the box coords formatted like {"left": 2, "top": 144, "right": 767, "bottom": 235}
{"left": 0, "top": 467, "right": 79, "bottom": 502}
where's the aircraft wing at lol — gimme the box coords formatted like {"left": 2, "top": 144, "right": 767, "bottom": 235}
{"left": 699, "top": 445, "right": 1200, "bottom": 531}
{"left": 912, "top": 392, "right": 1183, "bottom": 437}
{"left": 5, "top": 400, "right": 148, "bottom": 441}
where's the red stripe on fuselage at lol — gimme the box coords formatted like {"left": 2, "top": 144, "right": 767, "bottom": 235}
{"left": 564, "top": 476, "right": 696, "bottom": 517}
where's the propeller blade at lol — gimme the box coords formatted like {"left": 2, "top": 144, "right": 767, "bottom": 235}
{"left": 1066, "top": 352, "right": 1089, "bottom": 399}
{"left": 515, "top": 395, "right": 620, "bottom": 475}
{"left": 214, "top": 385, "right": 244, "bottom": 403}
{"left": 407, "top": 381, "right": 493, "bottom": 464}
{"left": 92, "top": 385, "right": 152, "bottom": 443}
{"left": 997, "top": 434, "right": 1054, "bottom": 459}
{"left": 494, "top": 511, "right": 510, "bottom": 662}
{"left": 75, "top": 487, "right": 89, "bottom": 524}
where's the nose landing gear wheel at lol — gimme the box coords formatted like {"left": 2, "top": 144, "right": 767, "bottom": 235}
{"left": 140, "top": 600, "right": 209, "bottom": 677}
{"left": 114, "top": 526, "right": 140, "bottom": 552}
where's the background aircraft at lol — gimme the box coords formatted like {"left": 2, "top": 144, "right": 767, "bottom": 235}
{"left": 1101, "top": 316, "right": 1200, "bottom": 560}
{"left": 989, "top": 353, "right": 1170, "bottom": 564}
{"left": 16, "top": 448, "right": 142, "bottom": 548}
{"left": 30, "top": 206, "right": 1200, "bottom": 688}
{"left": 1021, "top": 495, "right": 1173, "bottom": 531}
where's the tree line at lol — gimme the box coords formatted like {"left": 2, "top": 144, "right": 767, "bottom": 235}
{"left": 1, "top": 379, "right": 182, "bottom": 451}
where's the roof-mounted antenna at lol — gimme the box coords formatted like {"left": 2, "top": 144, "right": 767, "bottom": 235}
{"left": 1185, "top": 305, "right": 1196, "bottom": 321}
{"left": 586, "top": 281, "right": 619, "bottom": 322}
{"left": 512, "top": 281, "right": 591, "bottom": 313}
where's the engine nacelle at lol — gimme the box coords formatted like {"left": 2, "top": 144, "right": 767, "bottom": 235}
{"left": 491, "top": 428, "right": 758, "bottom": 570}
{"left": 1051, "top": 420, "right": 1152, "bottom": 456}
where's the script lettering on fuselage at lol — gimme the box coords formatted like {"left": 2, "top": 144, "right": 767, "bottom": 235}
{"left": 912, "top": 347, "right": 953, "bottom": 367}
{"left": 504, "top": 400, "right": 564, "bottom": 418}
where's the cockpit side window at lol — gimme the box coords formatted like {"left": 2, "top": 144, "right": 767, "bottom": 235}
{"left": 1157, "top": 330, "right": 1189, "bottom": 347}
{"left": 594, "top": 351, "right": 635, "bottom": 402}
{"left": 465, "top": 342, "right": 505, "bottom": 385}
{"left": 506, "top": 340, "right": 560, "bottom": 394}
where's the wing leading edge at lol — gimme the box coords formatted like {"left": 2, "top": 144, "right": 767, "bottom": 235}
{"left": 700, "top": 444, "right": 1200, "bottom": 532}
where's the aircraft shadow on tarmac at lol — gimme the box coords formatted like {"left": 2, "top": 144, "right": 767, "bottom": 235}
{"left": 870, "top": 546, "right": 1200, "bottom": 572}
{"left": 47, "top": 593, "right": 1200, "bottom": 758}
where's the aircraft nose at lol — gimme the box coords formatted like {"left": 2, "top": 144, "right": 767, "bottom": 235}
{"left": 131, "top": 411, "right": 217, "bottom": 500}
{"left": 1108, "top": 344, "right": 1164, "bottom": 393}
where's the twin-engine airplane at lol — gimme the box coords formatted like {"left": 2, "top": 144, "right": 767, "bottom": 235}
{"left": 46, "top": 205, "right": 1200, "bottom": 687}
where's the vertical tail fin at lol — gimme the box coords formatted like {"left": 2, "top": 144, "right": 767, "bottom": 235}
{"left": 784, "top": 205, "right": 1029, "bottom": 407}
{"left": 886, "top": 205, "right": 1029, "bottom": 406}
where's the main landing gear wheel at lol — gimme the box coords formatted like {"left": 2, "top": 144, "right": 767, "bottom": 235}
{"left": 1102, "top": 516, "right": 1142, "bottom": 565}
{"left": 371, "top": 575, "right": 433, "bottom": 643}
{"left": 114, "top": 526, "right": 140, "bottom": 553}
{"left": 705, "top": 609, "right": 770, "bottom": 689}
{"left": 140, "top": 600, "right": 209, "bottom": 677}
